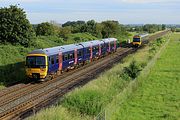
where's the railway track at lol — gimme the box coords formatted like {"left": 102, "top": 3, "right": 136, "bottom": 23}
{"left": 0, "top": 30, "right": 170, "bottom": 120}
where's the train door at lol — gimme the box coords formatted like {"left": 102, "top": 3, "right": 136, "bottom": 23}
{"left": 90, "top": 45, "right": 93, "bottom": 62}
{"left": 114, "top": 40, "right": 116, "bottom": 52}
{"left": 99, "top": 44, "right": 101, "bottom": 56}
{"left": 108, "top": 42, "right": 111, "bottom": 53}
{"left": 74, "top": 49, "right": 77, "bottom": 65}
{"left": 49, "top": 55, "right": 56, "bottom": 73}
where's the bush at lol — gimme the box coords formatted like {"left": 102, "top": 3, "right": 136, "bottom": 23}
{"left": 123, "top": 60, "right": 142, "bottom": 79}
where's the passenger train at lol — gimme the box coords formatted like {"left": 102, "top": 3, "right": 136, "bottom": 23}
{"left": 132, "top": 33, "right": 149, "bottom": 47}
{"left": 25, "top": 38, "right": 117, "bottom": 80}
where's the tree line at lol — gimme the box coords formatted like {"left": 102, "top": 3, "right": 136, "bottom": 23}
{"left": 125, "top": 24, "right": 166, "bottom": 33}
{"left": 34, "top": 20, "right": 128, "bottom": 40}
{"left": 0, "top": 5, "right": 167, "bottom": 48}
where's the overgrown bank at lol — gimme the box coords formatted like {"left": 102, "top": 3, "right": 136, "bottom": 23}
{"left": 29, "top": 33, "right": 170, "bottom": 120}
{"left": 109, "top": 33, "right": 180, "bottom": 120}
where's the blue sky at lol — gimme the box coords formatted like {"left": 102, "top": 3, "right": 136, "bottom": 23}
{"left": 0, "top": 0, "right": 180, "bottom": 24}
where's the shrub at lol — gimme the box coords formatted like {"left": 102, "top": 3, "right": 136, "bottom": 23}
{"left": 123, "top": 60, "right": 142, "bottom": 79}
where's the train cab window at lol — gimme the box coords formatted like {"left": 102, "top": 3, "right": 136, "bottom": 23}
{"left": 56, "top": 56, "right": 59, "bottom": 63}
{"left": 51, "top": 57, "right": 54, "bottom": 65}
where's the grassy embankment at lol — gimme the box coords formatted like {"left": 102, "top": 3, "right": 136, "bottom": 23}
{"left": 109, "top": 33, "right": 180, "bottom": 120}
{"left": 0, "top": 33, "right": 97, "bottom": 88}
{"left": 29, "top": 32, "right": 170, "bottom": 120}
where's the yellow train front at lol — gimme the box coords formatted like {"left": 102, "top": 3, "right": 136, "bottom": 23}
{"left": 26, "top": 53, "right": 48, "bottom": 79}
{"left": 132, "top": 33, "right": 149, "bottom": 47}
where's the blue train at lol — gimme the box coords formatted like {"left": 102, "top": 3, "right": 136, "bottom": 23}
{"left": 26, "top": 38, "right": 117, "bottom": 80}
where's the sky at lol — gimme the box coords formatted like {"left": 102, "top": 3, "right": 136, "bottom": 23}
{"left": 0, "top": 0, "right": 180, "bottom": 24}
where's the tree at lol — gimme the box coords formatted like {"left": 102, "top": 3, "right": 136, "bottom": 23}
{"left": 62, "top": 21, "right": 86, "bottom": 33}
{"left": 36, "top": 22, "right": 56, "bottom": 36}
{"left": 95, "top": 23, "right": 103, "bottom": 38}
{"left": 86, "top": 20, "right": 96, "bottom": 36}
{"left": 0, "top": 5, "right": 35, "bottom": 47}
{"left": 162, "top": 24, "right": 166, "bottom": 30}
{"left": 59, "top": 26, "right": 72, "bottom": 39}
{"left": 101, "top": 20, "right": 120, "bottom": 38}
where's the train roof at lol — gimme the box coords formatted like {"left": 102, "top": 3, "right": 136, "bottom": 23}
{"left": 28, "top": 38, "right": 117, "bottom": 56}
{"left": 134, "top": 33, "right": 149, "bottom": 38}
{"left": 28, "top": 44, "right": 83, "bottom": 56}
{"left": 79, "top": 40, "right": 103, "bottom": 48}
{"left": 102, "top": 38, "right": 117, "bottom": 43}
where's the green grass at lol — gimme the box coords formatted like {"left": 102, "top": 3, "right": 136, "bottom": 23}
{"left": 0, "top": 44, "right": 33, "bottom": 85}
{"left": 110, "top": 33, "right": 180, "bottom": 120}
{"left": 29, "top": 32, "right": 169, "bottom": 120}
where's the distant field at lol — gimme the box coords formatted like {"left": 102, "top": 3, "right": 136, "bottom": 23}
{"left": 111, "top": 33, "right": 180, "bottom": 120}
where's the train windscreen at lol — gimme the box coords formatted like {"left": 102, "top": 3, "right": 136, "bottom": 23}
{"left": 26, "top": 56, "right": 46, "bottom": 68}
{"left": 133, "top": 38, "right": 140, "bottom": 42}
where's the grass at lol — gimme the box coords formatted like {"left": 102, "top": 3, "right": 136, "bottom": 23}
{"left": 110, "top": 33, "right": 180, "bottom": 120}
{"left": 29, "top": 32, "right": 169, "bottom": 120}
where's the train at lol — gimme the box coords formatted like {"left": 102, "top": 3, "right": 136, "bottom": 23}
{"left": 132, "top": 33, "right": 149, "bottom": 47}
{"left": 25, "top": 38, "right": 117, "bottom": 80}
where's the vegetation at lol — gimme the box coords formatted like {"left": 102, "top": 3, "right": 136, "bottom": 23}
{"left": 29, "top": 33, "right": 169, "bottom": 120}
{"left": 126, "top": 24, "right": 166, "bottom": 33}
{"left": 0, "top": 33, "right": 97, "bottom": 86}
{"left": 110, "top": 33, "right": 179, "bottom": 120}
{"left": 123, "top": 60, "right": 142, "bottom": 79}
{"left": 35, "top": 22, "right": 57, "bottom": 36}
{"left": 0, "top": 5, "right": 35, "bottom": 47}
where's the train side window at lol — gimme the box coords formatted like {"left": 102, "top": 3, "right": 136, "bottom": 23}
{"left": 51, "top": 57, "right": 54, "bottom": 65}
{"left": 86, "top": 48, "right": 90, "bottom": 54}
{"left": 96, "top": 46, "right": 99, "bottom": 51}
{"left": 69, "top": 53, "right": 73, "bottom": 59}
{"left": 65, "top": 54, "right": 68, "bottom": 60}
{"left": 72, "top": 53, "right": 74, "bottom": 58}
{"left": 78, "top": 51, "right": 82, "bottom": 56}
{"left": 56, "top": 55, "right": 58, "bottom": 63}
{"left": 93, "top": 47, "right": 96, "bottom": 51}
{"left": 101, "top": 45, "right": 104, "bottom": 50}
{"left": 63, "top": 54, "right": 68, "bottom": 61}
{"left": 63, "top": 55, "right": 65, "bottom": 61}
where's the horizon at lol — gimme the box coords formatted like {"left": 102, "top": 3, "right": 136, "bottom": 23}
{"left": 0, "top": 0, "right": 180, "bottom": 24}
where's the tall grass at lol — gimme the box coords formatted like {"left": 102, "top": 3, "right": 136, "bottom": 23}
{"left": 110, "top": 33, "right": 179, "bottom": 120}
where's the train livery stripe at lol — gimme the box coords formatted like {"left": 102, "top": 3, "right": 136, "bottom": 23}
{"left": 58, "top": 52, "right": 62, "bottom": 71}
